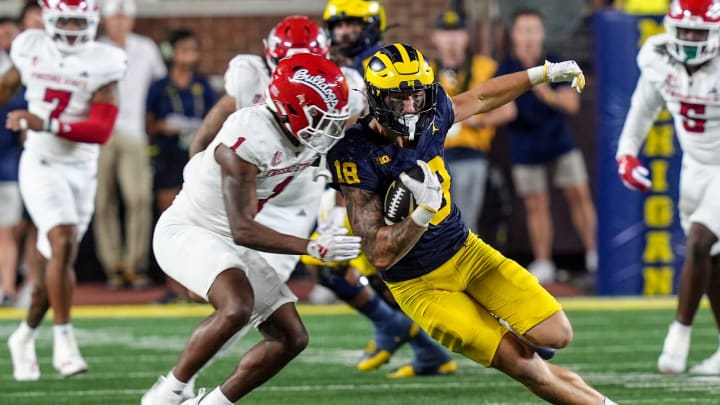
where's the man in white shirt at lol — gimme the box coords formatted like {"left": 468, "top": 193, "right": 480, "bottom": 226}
{"left": 95, "top": 0, "right": 166, "bottom": 290}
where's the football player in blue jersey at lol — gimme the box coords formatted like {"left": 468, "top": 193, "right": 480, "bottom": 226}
{"left": 323, "top": 0, "right": 386, "bottom": 74}
{"left": 320, "top": 0, "right": 458, "bottom": 377}
{"left": 328, "top": 43, "right": 617, "bottom": 404}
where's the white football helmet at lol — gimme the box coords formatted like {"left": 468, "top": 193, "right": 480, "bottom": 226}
{"left": 664, "top": 0, "right": 720, "bottom": 65}
{"left": 41, "top": 0, "right": 100, "bottom": 53}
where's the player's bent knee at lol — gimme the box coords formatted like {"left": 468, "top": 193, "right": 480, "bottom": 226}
{"left": 529, "top": 312, "right": 573, "bottom": 349}
{"left": 285, "top": 330, "right": 309, "bottom": 357}
{"left": 217, "top": 304, "right": 253, "bottom": 331}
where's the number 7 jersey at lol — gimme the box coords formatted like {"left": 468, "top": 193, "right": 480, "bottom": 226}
{"left": 617, "top": 33, "right": 720, "bottom": 165}
{"left": 10, "top": 29, "right": 127, "bottom": 162}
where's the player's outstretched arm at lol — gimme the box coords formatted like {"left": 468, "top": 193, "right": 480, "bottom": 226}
{"left": 0, "top": 66, "right": 21, "bottom": 106}
{"left": 341, "top": 185, "right": 424, "bottom": 270}
{"left": 189, "top": 94, "right": 237, "bottom": 157}
{"left": 451, "top": 60, "right": 585, "bottom": 123}
{"left": 215, "top": 144, "right": 360, "bottom": 261}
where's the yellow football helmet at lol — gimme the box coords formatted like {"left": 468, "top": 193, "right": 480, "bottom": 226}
{"left": 364, "top": 43, "right": 437, "bottom": 140}
{"left": 323, "top": 0, "right": 386, "bottom": 56}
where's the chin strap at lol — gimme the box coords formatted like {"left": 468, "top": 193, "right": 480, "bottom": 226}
{"left": 314, "top": 153, "right": 331, "bottom": 183}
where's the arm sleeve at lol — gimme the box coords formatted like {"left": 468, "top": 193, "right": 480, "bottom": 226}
{"left": 54, "top": 102, "right": 119, "bottom": 144}
{"left": 615, "top": 73, "right": 665, "bottom": 159}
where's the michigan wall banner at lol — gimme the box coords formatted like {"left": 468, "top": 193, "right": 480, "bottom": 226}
{"left": 593, "top": 11, "right": 685, "bottom": 295}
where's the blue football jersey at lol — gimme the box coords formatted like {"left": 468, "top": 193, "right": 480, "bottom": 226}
{"left": 328, "top": 86, "right": 469, "bottom": 282}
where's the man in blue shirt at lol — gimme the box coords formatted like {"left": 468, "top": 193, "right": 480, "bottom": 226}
{"left": 482, "top": 8, "right": 597, "bottom": 284}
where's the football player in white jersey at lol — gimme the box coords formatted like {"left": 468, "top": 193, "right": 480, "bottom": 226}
{"left": 616, "top": 0, "right": 720, "bottom": 375}
{"left": 190, "top": 15, "right": 366, "bottom": 286}
{"left": 142, "top": 53, "right": 361, "bottom": 405}
{"left": 0, "top": 0, "right": 126, "bottom": 381}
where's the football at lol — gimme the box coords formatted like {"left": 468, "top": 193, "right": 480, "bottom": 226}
{"left": 383, "top": 166, "right": 423, "bottom": 224}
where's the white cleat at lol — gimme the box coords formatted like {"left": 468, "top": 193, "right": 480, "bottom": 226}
{"left": 690, "top": 350, "right": 720, "bottom": 375}
{"left": 657, "top": 322, "right": 691, "bottom": 375}
{"left": 141, "top": 376, "right": 184, "bottom": 405}
{"left": 8, "top": 329, "right": 40, "bottom": 381}
{"left": 180, "top": 388, "right": 207, "bottom": 405}
{"left": 52, "top": 354, "right": 88, "bottom": 377}
{"left": 52, "top": 329, "right": 88, "bottom": 377}
{"left": 180, "top": 377, "right": 195, "bottom": 402}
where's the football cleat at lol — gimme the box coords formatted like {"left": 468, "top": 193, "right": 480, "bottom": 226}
{"left": 386, "top": 359, "right": 458, "bottom": 379}
{"left": 8, "top": 329, "right": 40, "bottom": 381}
{"left": 690, "top": 349, "right": 720, "bottom": 375}
{"left": 52, "top": 328, "right": 88, "bottom": 377}
{"left": 180, "top": 388, "right": 207, "bottom": 405}
{"left": 141, "top": 376, "right": 184, "bottom": 405}
{"left": 657, "top": 322, "right": 691, "bottom": 375}
{"left": 357, "top": 323, "right": 420, "bottom": 371}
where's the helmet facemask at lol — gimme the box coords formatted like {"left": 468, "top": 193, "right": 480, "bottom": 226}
{"left": 43, "top": 10, "right": 98, "bottom": 53}
{"left": 295, "top": 104, "right": 348, "bottom": 154}
{"left": 367, "top": 85, "right": 437, "bottom": 141}
{"left": 664, "top": 0, "right": 720, "bottom": 66}
{"left": 665, "top": 19, "right": 720, "bottom": 65}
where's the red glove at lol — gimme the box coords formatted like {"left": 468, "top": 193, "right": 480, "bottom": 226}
{"left": 617, "top": 155, "right": 651, "bottom": 192}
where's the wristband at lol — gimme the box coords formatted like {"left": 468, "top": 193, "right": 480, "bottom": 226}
{"left": 527, "top": 64, "right": 546, "bottom": 86}
{"left": 44, "top": 117, "right": 59, "bottom": 134}
{"left": 409, "top": 205, "right": 436, "bottom": 228}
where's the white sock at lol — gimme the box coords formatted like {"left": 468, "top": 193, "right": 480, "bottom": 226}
{"left": 604, "top": 398, "right": 618, "bottom": 405}
{"left": 165, "top": 370, "right": 187, "bottom": 392}
{"left": 53, "top": 323, "right": 73, "bottom": 337}
{"left": 16, "top": 321, "right": 37, "bottom": 340}
{"left": 671, "top": 321, "right": 692, "bottom": 336}
{"left": 200, "top": 386, "right": 232, "bottom": 405}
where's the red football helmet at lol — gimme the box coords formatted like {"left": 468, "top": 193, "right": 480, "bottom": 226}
{"left": 41, "top": 0, "right": 100, "bottom": 53}
{"left": 263, "top": 16, "right": 331, "bottom": 70}
{"left": 266, "top": 53, "right": 350, "bottom": 154}
{"left": 665, "top": 0, "right": 720, "bottom": 65}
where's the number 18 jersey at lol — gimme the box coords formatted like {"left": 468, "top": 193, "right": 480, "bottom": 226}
{"left": 327, "top": 86, "right": 468, "bottom": 282}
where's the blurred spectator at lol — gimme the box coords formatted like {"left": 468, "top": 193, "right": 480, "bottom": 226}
{"left": 482, "top": 8, "right": 597, "bottom": 284}
{"left": 17, "top": 0, "right": 43, "bottom": 30}
{"left": 95, "top": 0, "right": 165, "bottom": 290}
{"left": 0, "top": 16, "right": 22, "bottom": 305}
{"left": 431, "top": 10, "right": 497, "bottom": 232}
{"left": 146, "top": 27, "right": 216, "bottom": 303}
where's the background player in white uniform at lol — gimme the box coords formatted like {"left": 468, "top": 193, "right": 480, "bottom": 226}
{"left": 0, "top": 0, "right": 126, "bottom": 381}
{"left": 142, "top": 53, "right": 361, "bottom": 405}
{"left": 616, "top": 0, "right": 720, "bottom": 375}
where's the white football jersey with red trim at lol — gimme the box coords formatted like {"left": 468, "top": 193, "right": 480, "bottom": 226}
{"left": 618, "top": 33, "right": 720, "bottom": 165}
{"left": 10, "top": 29, "right": 126, "bottom": 161}
{"left": 173, "top": 105, "right": 318, "bottom": 238}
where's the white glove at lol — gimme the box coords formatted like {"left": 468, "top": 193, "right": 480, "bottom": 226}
{"left": 317, "top": 206, "right": 348, "bottom": 235}
{"left": 400, "top": 160, "right": 442, "bottom": 227}
{"left": 306, "top": 227, "right": 361, "bottom": 262}
{"left": 528, "top": 60, "right": 586, "bottom": 93}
